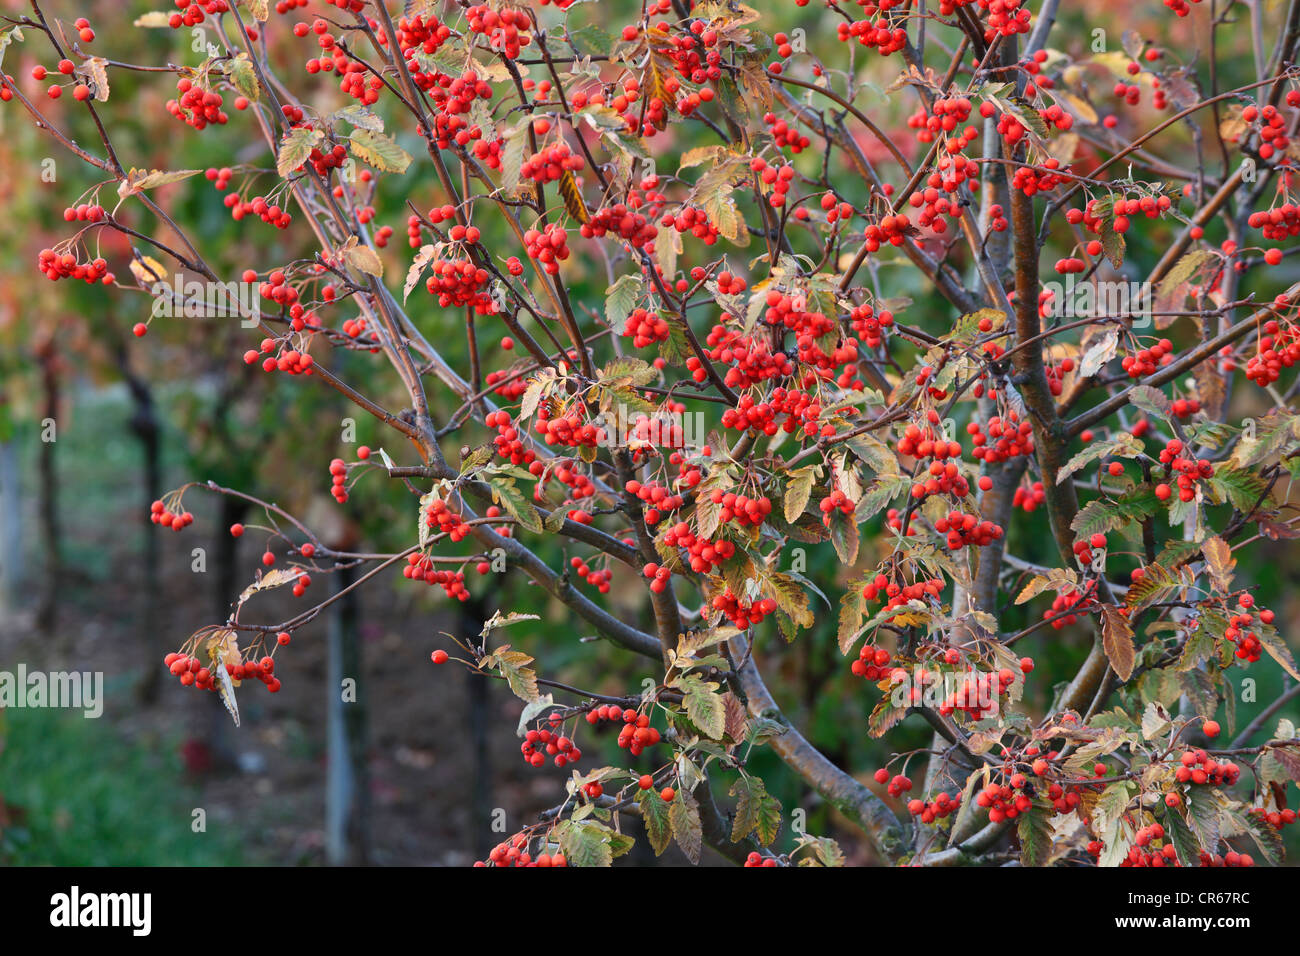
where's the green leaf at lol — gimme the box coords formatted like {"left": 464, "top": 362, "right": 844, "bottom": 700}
{"left": 827, "top": 509, "right": 859, "bottom": 565}
{"left": 276, "top": 127, "right": 323, "bottom": 178}
{"left": 605, "top": 274, "right": 642, "bottom": 328}
{"left": 490, "top": 647, "right": 540, "bottom": 703}
{"left": 1058, "top": 433, "right": 1144, "bottom": 485}
{"left": 669, "top": 789, "right": 703, "bottom": 864}
{"left": 228, "top": 53, "right": 260, "bottom": 102}
{"left": 349, "top": 129, "right": 413, "bottom": 174}
{"left": 1164, "top": 807, "right": 1202, "bottom": 866}
{"left": 1017, "top": 806, "right": 1053, "bottom": 867}
{"left": 1187, "top": 788, "right": 1226, "bottom": 853}
{"left": 557, "top": 820, "right": 614, "bottom": 867}
{"left": 638, "top": 789, "right": 672, "bottom": 855}
{"left": 783, "top": 464, "right": 821, "bottom": 523}
{"left": 682, "top": 676, "right": 727, "bottom": 740}
{"left": 487, "top": 476, "right": 544, "bottom": 535}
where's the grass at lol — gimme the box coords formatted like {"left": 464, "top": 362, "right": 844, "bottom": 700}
{"left": 0, "top": 704, "right": 246, "bottom": 866}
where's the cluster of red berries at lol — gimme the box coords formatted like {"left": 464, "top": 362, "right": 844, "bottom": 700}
{"left": 819, "top": 191, "right": 857, "bottom": 226}
{"left": 62, "top": 203, "right": 106, "bottom": 223}
{"left": 976, "top": 775, "right": 1033, "bottom": 823}
{"left": 935, "top": 510, "right": 1003, "bottom": 550}
{"left": 225, "top": 192, "right": 294, "bottom": 230}
{"left": 520, "top": 727, "right": 581, "bottom": 768}
{"left": 907, "top": 790, "right": 961, "bottom": 824}
{"left": 835, "top": 3, "right": 909, "bottom": 55}
{"left": 1073, "top": 532, "right": 1108, "bottom": 569}
{"left": 1164, "top": 0, "right": 1202, "bottom": 17}
{"left": 978, "top": 0, "right": 1032, "bottom": 38}
{"left": 162, "top": 0, "right": 229, "bottom": 30}
{"left": 662, "top": 206, "right": 720, "bottom": 245}
{"left": 149, "top": 500, "right": 194, "bottom": 531}
{"left": 743, "top": 851, "right": 778, "bottom": 867}
{"left": 862, "top": 574, "right": 944, "bottom": 614}
{"left": 1012, "top": 480, "right": 1046, "bottom": 512}
{"left": 661, "top": 521, "right": 737, "bottom": 573}
{"left": 851, "top": 644, "right": 892, "bottom": 681}
{"left": 587, "top": 705, "right": 663, "bottom": 755}
{"left": 1153, "top": 439, "right": 1214, "bottom": 502}
{"left": 933, "top": 667, "right": 1018, "bottom": 719}
{"left": 521, "top": 142, "right": 584, "bottom": 183}
{"left": 568, "top": 556, "right": 611, "bottom": 593}
{"left": 907, "top": 96, "right": 973, "bottom": 144}
{"left": 37, "top": 249, "right": 111, "bottom": 284}
{"left": 862, "top": 213, "right": 914, "bottom": 252}
{"left": 751, "top": 157, "right": 795, "bottom": 208}
{"left": 1012, "top": 158, "right": 1069, "bottom": 197}
{"left": 534, "top": 406, "right": 605, "bottom": 449}
{"left": 819, "top": 488, "right": 856, "bottom": 526}
{"left": 1046, "top": 587, "right": 1097, "bottom": 629}
{"left": 848, "top": 302, "right": 895, "bottom": 348}
{"left": 1121, "top": 338, "right": 1174, "bottom": 378}
{"left": 1246, "top": 320, "right": 1300, "bottom": 386}
{"left": 705, "top": 327, "right": 795, "bottom": 388}
{"left": 710, "top": 590, "right": 778, "bottom": 629}
{"left": 1175, "top": 749, "right": 1242, "bottom": 786}
{"left": 481, "top": 832, "right": 566, "bottom": 867}
{"left": 524, "top": 224, "right": 570, "bottom": 275}
{"left": 167, "top": 78, "right": 226, "bottom": 130}
{"left": 425, "top": 71, "right": 492, "bottom": 151}
{"left": 967, "top": 413, "right": 1034, "bottom": 463}
{"left": 581, "top": 202, "right": 658, "bottom": 249}
{"left": 466, "top": 4, "right": 533, "bottom": 58}
{"left": 764, "top": 109, "right": 811, "bottom": 152}
{"left": 246, "top": 337, "right": 316, "bottom": 376}
{"left": 1224, "top": 594, "right": 1271, "bottom": 663}
{"left": 403, "top": 554, "right": 470, "bottom": 600}
{"left": 424, "top": 258, "right": 496, "bottom": 313}
{"left": 327, "top": 457, "right": 349, "bottom": 503}
{"left": 425, "top": 498, "right": 471, "bottom": 542}
{"left": 164, "top": 650, "right": 281, "bottom": 694}
{"left": 623, "top": 307, "right": 671, "bottom": 347}
{"left": 872, "top": 768, "right": 914, "bottom": 798}
{"left": 620, "top": 480, "right": 681, "bottom": 525}
{"left": 485, "top": 410, "right": 536, "bottom": 468}
{"left": 1248, "top": 201, "right": 1300, "bottom": 241}
{"left": 708, "top": 490, "right": 773, "bottom": 528}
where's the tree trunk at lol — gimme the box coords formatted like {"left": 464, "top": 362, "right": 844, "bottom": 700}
{"left": 327, "top": 563, "right": 370, "bottom": 865}
{"left": 35, "top": 345, "right": 60, "bottom": 644}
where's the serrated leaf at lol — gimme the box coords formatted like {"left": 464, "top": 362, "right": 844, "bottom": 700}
{"left": 557, "top": 820, "right": 613, "bottom": 867}
{"left": 404, "top": 244, "right": 438, "bottom": 301}
{"left": 682, "top": 677, "right": 727, "bottom": 739}
{"left": 605, "top": 274, "right": 641, "bottom": 328}
{"left": 638, "top": 789, "right": 672, "bottom": 855}
{"left": 349, "top": 129, "right": 412, "bottom": 174}
{"left": 343, "top": 241, "right": 384, "bottom": 278}
{"left": 1101, "top": 605, "right": 1136, "bottom": 681}
{"left": 558, "top": 169, "right": 590, "bottom": 224}
{"left": 487, "top": 476, "right": 544, "bottom": 535}
{"left": 1017, "top": 806, "right": 1053, "bottom": 867}
{"left": 1201, "top": 536, "right": 1235, "bottom": 594}
{"left": 669, "top": 789, "right": 703, "bottom": 863}
{"left": 228, "top": 53, "right": 260, "bottom": 102}
{"left": 783, "top": 464, "right": 820, "bottom": 523}
{"left": 276, "top": 127, "right": 322, "bottom": 178}
{"left": 117, "top": 167, "right": 202, "bottom": 199}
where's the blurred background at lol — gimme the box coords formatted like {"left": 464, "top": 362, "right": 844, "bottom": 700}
{"left": 0, "top": 0, "right": 1296, "bottom": 866}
